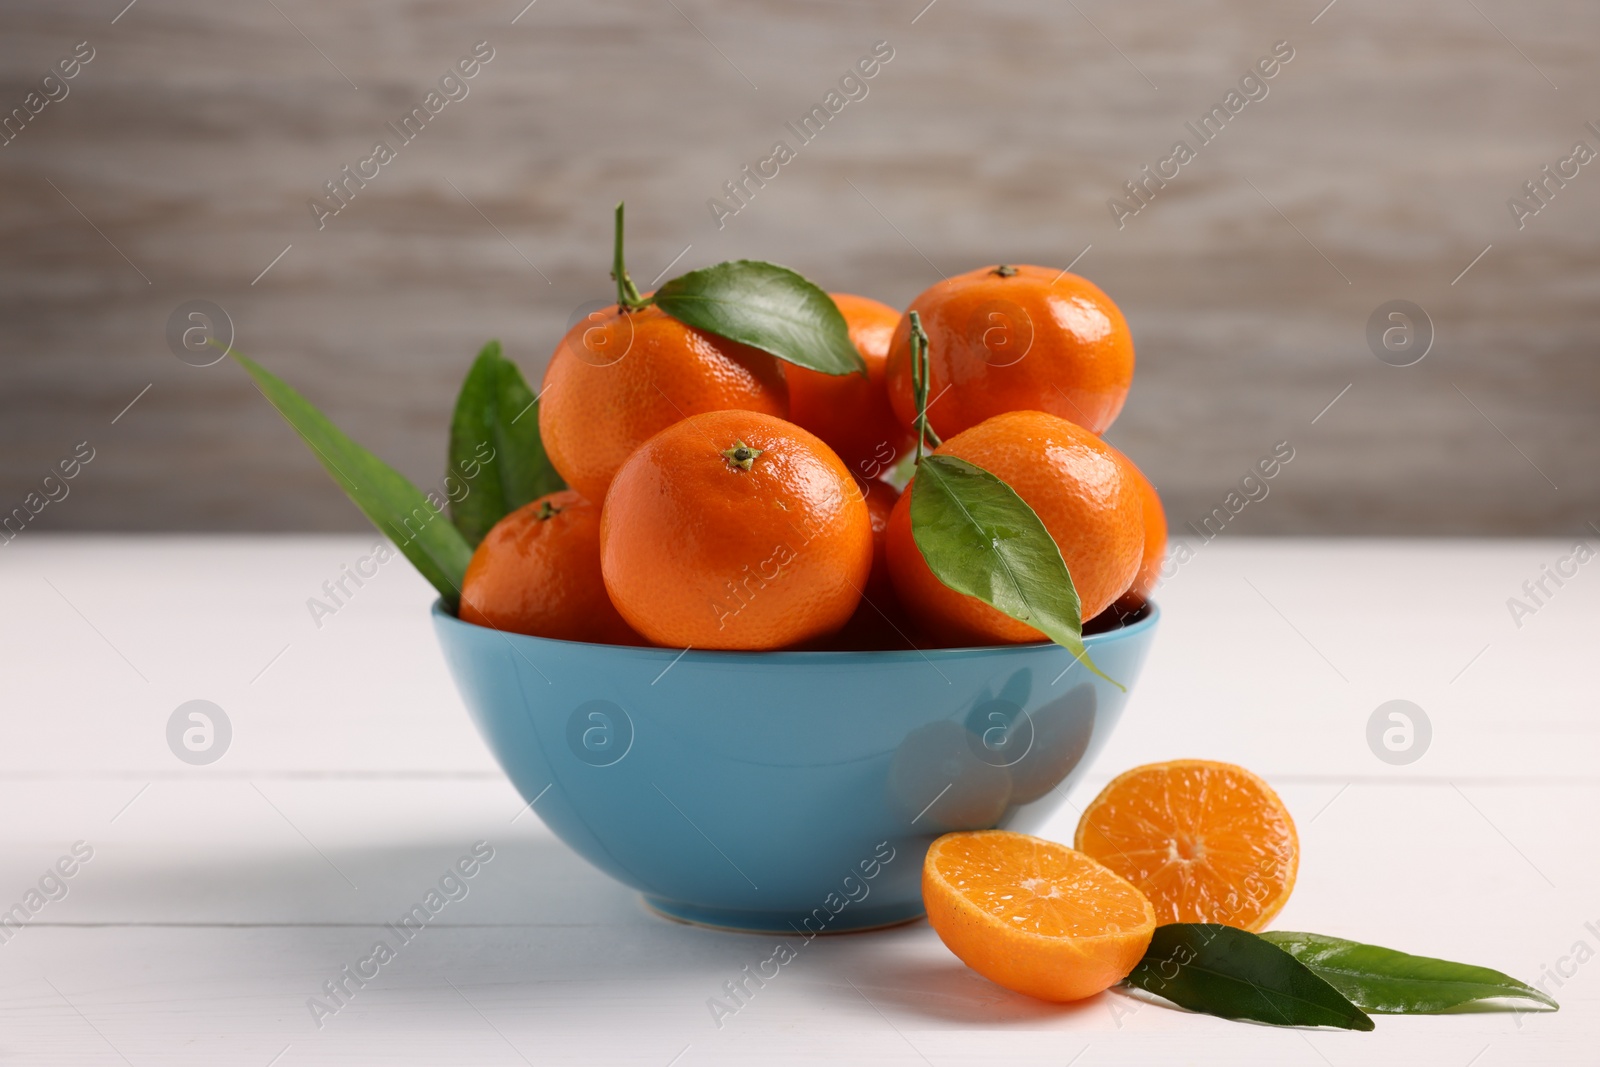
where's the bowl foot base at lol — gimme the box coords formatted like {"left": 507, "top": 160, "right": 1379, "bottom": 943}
{"left": 642, "top": 896, "right": 925, "bottom": 935}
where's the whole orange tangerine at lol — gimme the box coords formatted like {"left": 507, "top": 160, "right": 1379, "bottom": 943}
{"left": 885, "top": 410, "right": 1144, "bottom": 645}
{"left": 539, "top": 303, "right": 788, "bottom": 504}
{"left": 885, "top": 264, "right": 1134, "bottom": 439}
{"left": 599, "top": 410, "right": 873, "bottom": 650}
{"left": 459, "top": 491, "right": 640, "bottom": 645}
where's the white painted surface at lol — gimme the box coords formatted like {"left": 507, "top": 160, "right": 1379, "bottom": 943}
{"left": 0, "top": 536, "right": 1595, "bottom": 1064}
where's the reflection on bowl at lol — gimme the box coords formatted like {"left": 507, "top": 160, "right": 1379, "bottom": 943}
{"left": 433, "top": 601, "right": 1159, "bottom": 933}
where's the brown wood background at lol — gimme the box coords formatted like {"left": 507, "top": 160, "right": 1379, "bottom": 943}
{"left": 1, "top": 0, "right": 1596, "bottom": 535}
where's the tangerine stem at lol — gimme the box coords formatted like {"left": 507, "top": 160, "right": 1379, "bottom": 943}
{"left": 909, "top": 310, "right": 941, "bottom": 464}
{"left": 721, "top": 440, "right": 763, "bottom": 471}
{"left": 612, "top": 202, "right": 647, "bottom": 310}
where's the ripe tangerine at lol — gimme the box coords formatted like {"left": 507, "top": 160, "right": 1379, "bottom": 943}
{"left": 599, "top": 410, "right": 873, "bottom": 650}
{"left": 885, "top": 264, "right": 1134, "bottom": 439}
{"left": 538, "top": 303, "right": 788, "bottom": 504}
{"left": 459, "top": 490, "right": 640, "bottom": 645}
{"left": 885, "top": 410, "right": 1144, "bottom": 645}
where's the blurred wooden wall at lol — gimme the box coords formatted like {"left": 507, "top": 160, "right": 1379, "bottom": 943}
{"left": 1, "top": 0, "right": 1595, "bottom": 535}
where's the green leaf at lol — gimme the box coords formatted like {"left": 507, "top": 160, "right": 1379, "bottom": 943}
{"left": 909, "top": 455, "right": 1118, "bottom": 687}
{"left": 231, "top": 350, "right": 472, "bottom": 609}
{"left": 653, "top": 259, "right": 866, "bottom": 376}
{"left": 1125, "top": 924, "right": 1375, "bottom": 1031}
{"left": 1260, "top": 931, "right": 1559, "bottom": 1014}
{"left": 447, "top": 340, "right": 565, "bottom": 546}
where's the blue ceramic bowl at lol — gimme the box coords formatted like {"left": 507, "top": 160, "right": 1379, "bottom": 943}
{"left": 433, "top": 602, "right": 1159, "bottom": 933}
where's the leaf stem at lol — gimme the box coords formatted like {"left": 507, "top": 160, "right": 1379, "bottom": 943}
{"left": 909, "top": 310, "right": 941, "bottom": 464}
{"left": 612, "top": 202, "right": 648, "bottom": 310}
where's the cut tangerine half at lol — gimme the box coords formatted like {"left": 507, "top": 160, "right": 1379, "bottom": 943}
{"left": 921, "top": 830, "right": 1156, "bottom": 1002}
{"left": 1073, "top": 759, "right": 1299, "bottom": 931}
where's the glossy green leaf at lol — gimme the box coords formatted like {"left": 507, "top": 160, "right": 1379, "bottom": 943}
{"left": 653, "top": 259, "right": 865, "bottom": 376}
{"left": 232, "top": 351, "right": 471, "bottom": 609}
{"left": 909, "top": 454, "right": 1117, "bottom": 687}
{"left": 1260, "top": 931, "right": 1559, "bottom": 1014}
{"left": 1125, "top": 924, "right": 1375, "bottom": 1031}
{"left": 447, "top": 340, "right": 565, "bottom": 546}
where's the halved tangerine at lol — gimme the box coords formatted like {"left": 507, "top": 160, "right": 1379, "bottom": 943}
{"left": 921, "top": 830, "right": 1156, "bottom": 1002}
{"left": 1073, "top": 759, "right": 1299, "bottom": 931}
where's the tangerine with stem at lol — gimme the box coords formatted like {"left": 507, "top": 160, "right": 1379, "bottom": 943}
{"left": 539, "top": 204, "right": 788, "bottom": 503}
{"left": 459, "top": 490, "right": 641, "bottom": 645}
{"left": 599, "top": 410, "right": 872, "bottom": 649}
{"left": 885, "top": 264, "right": 1134, "bottom": 439}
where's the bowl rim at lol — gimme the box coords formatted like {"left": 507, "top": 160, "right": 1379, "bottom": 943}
{"left": 432, "top": 598, "right": 1159, "bottom": 664}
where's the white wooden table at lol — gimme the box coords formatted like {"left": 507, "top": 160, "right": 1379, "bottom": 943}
{"left": 2, "top": 536, "right": 1594, "bottom": 1064}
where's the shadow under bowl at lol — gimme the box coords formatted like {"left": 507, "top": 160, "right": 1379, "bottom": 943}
{"left": 433, "top": 601, "right": 1160, "bottom": 934}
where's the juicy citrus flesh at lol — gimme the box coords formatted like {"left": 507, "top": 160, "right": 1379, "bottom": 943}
{"left": 1074, "top": 760, "right": 1299, "bottom": 931}
{"left": 884, "top": 264, "right": 1134, "bottom": 440}
{"left": 922, "top": 830, "right": 1157, "bottom": 1002}
{"left": 785, "top": 293, "right": 916, "bottom": 478}
{"left": 459, "top": 490, "right": 641, "bottom": 645}
{"left": 599, "top": 410, "right": 873, "bottom": 650}
{"left": 885, "top": 409, "right": 1144, "bottom": 645}
{"left": 538, "top": 304, "right": 788, "bottom": 503}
